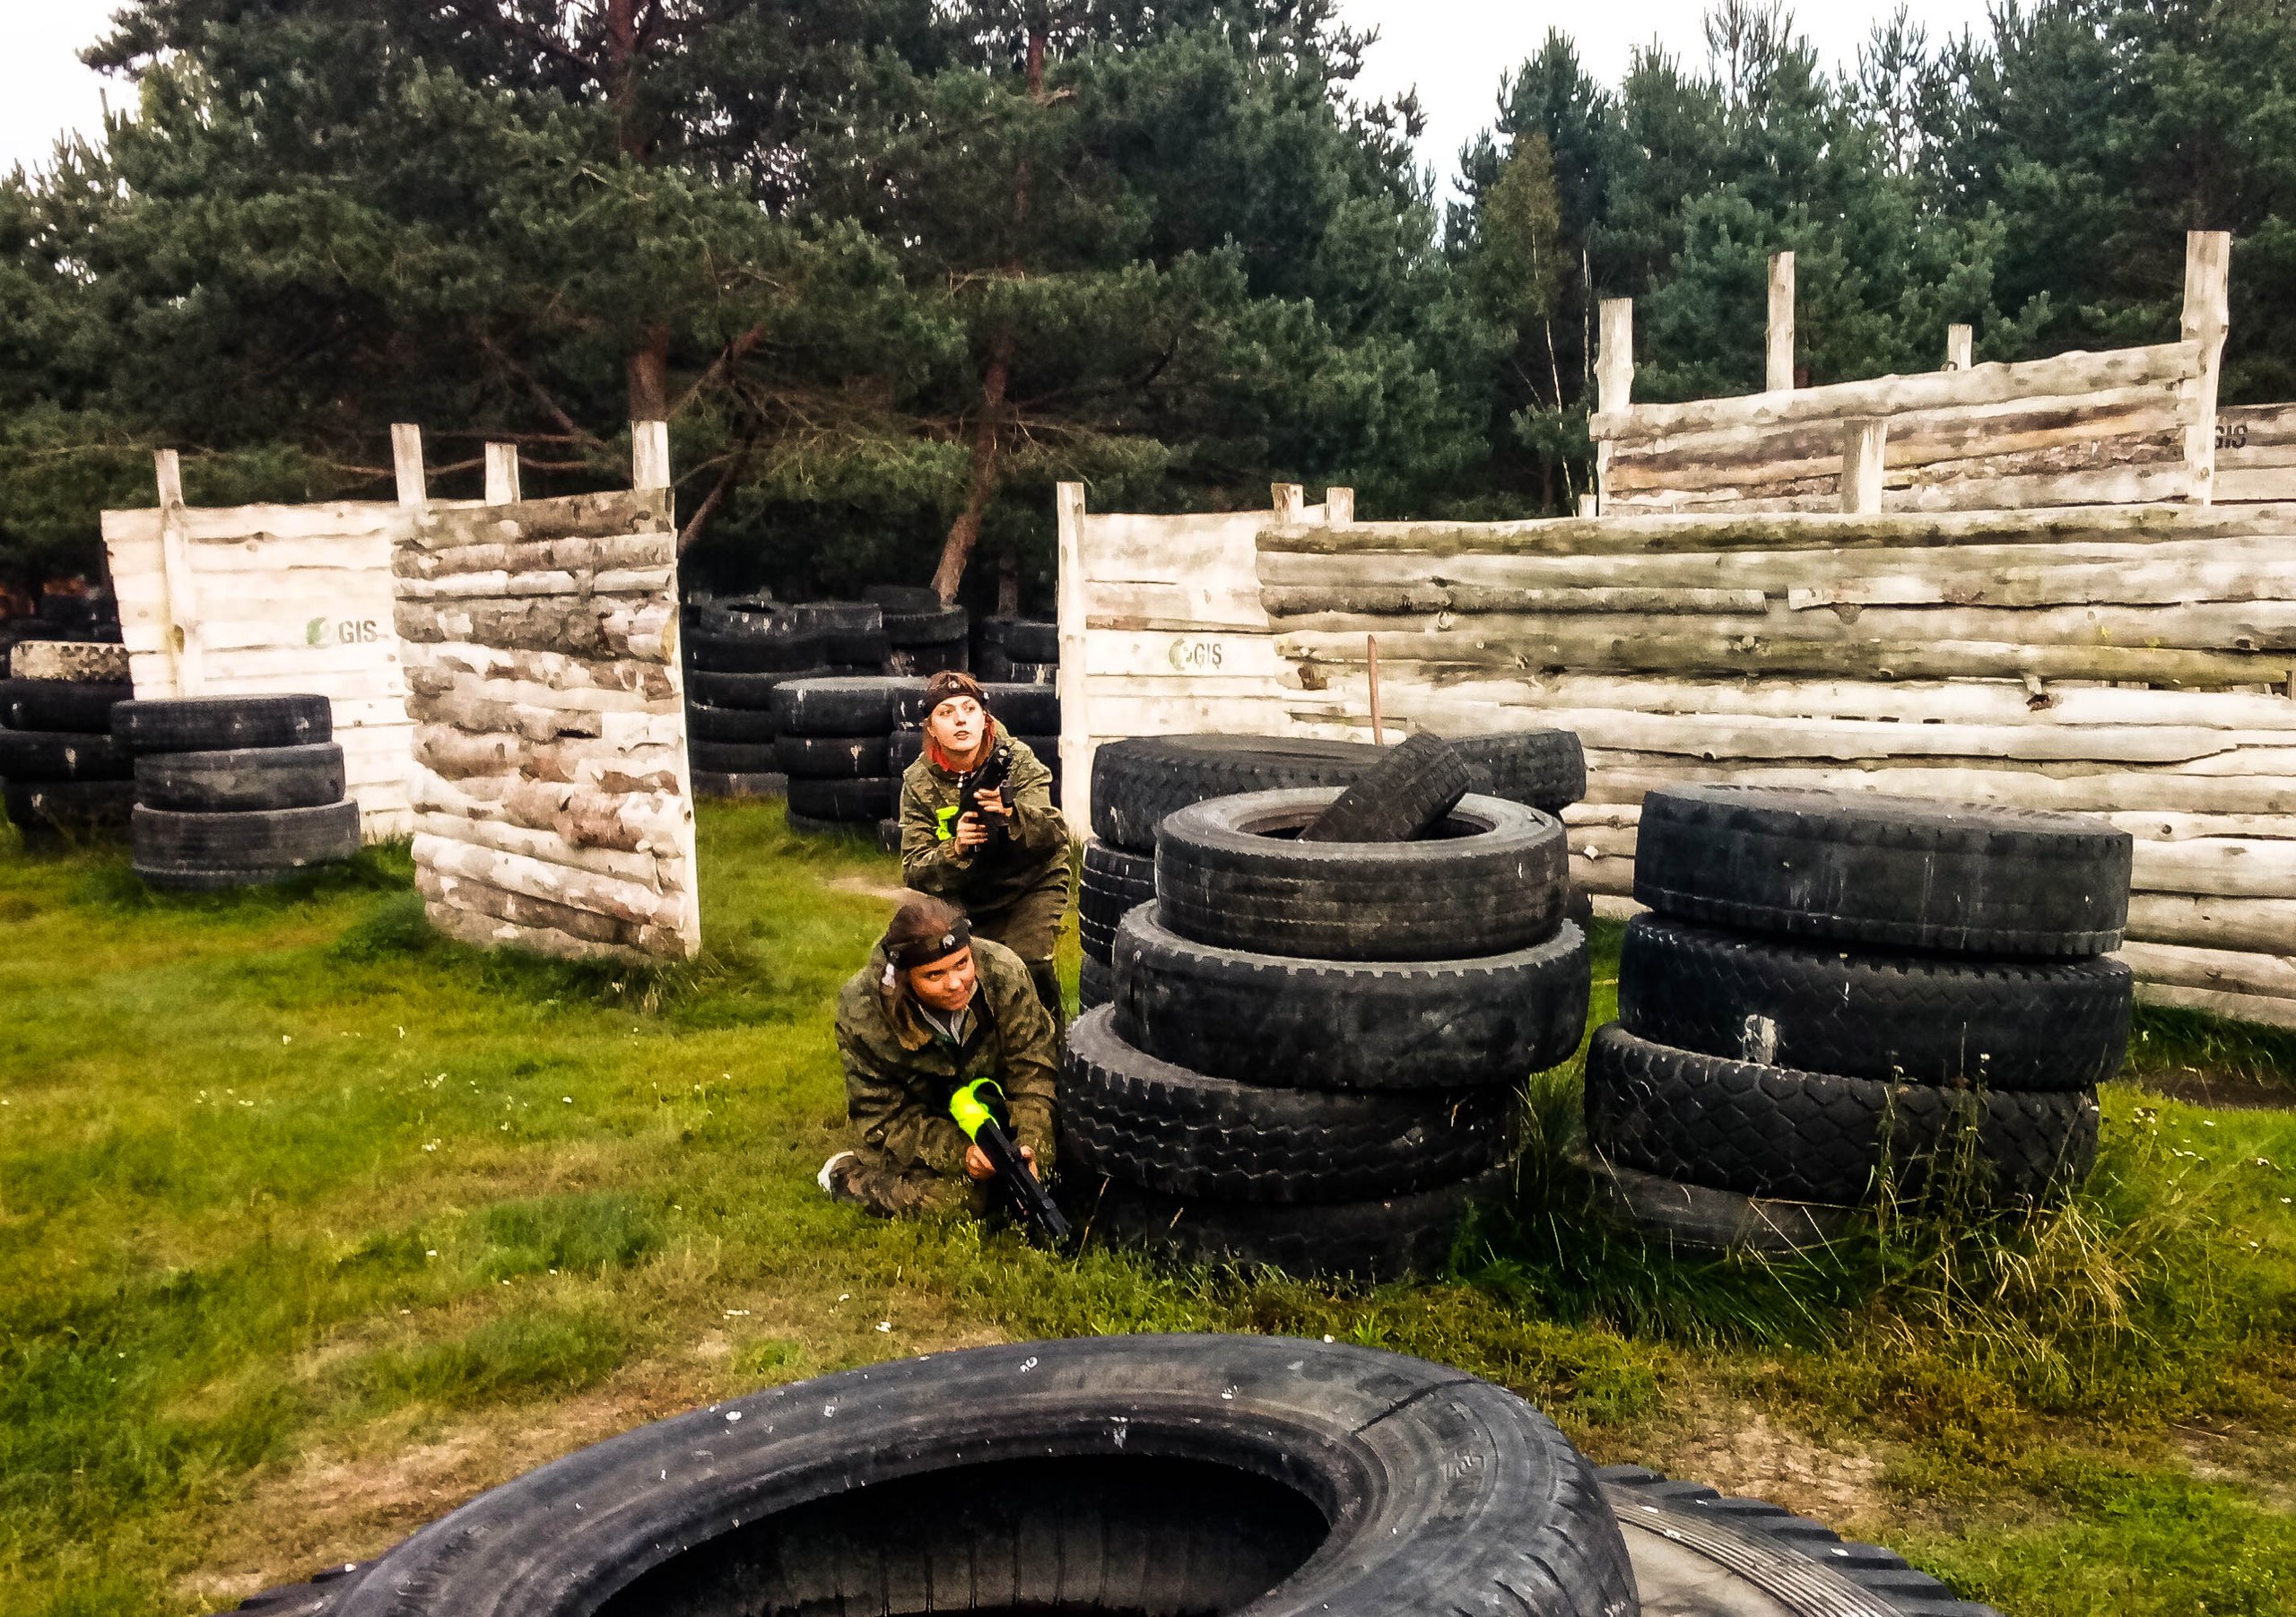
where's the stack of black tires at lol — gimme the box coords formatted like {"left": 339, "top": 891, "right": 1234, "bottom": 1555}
{"left": 1586, "top": 786, "right": 2132, "bottom": 1248}
{"left": 1062, "top": 766, "right": 1589, "bottom": 1280}
{"left": 1076, "top": 732, "right": 1587, "bottom": 1011}
{"left": 119, "top": 694, "right": 360, "bottom": 891}
{"left": 0, "top": 640, "right": 136, "bottom": 844}
{"left": 976, "top": 616, "right": 1057, "bottom": 683}
{"left": 683, "top": 598, "right": 833, "bottom": 792}
{"left": 770, "top": 676, "right": 915, "bottom": 831}
{"left": 870, "top": 587, "right": 969, "bottom": 676}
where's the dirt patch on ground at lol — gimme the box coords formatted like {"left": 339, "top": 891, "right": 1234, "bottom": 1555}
{"left": 1595, "top": 1394, "right": 1892, "bottom": 1534}
{"left": 2129, "top": 1068, "right": 2296, "bottom": 1114}
{"left": 827, "top": 874, "right": 921, "bottom": 905}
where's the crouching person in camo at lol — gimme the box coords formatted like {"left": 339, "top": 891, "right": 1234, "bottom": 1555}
{"left": 821, "top": 896, "right": 1058, "bottom": 1219}
{"left": 899, "top": 671, "right": 1069, "bottom": 1016}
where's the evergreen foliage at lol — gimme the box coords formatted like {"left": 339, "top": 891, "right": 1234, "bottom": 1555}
{"left": 1, "top": 1, "right": 2292, "bottom": 598}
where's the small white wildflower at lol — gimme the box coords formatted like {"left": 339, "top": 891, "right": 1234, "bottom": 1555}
{"left": 1322, "top": 1334, "right": 1335, "bottom": 1343}
{"left": 875, "top": 1321, "right": 891, "bottom": 1333}
{"left": 725, "top": 1309, "right": 749, "bottom": 1317}
{"left": 563, "top": 1096, "right": 573, "bottom": 1104}
{"left": 425, "top": 1249, "right": 439, "bottom": 1258}
{"left": 282, "top": 1035, "right": 292, "bottom": 1045}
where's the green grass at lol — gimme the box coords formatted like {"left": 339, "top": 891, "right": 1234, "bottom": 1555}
{"left": 1, "top": 809, "right": 2292, "bottom": 1615}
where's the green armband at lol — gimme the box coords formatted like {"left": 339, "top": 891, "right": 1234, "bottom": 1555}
{"left": 935, "top": 804, "right": 961, "bottom": 842}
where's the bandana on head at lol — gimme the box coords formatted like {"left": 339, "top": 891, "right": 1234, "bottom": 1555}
{"left": 883, "top": 895, "right": 972, "bottom": 971}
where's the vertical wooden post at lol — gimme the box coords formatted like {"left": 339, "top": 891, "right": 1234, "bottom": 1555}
{"left": 1596, "top": 299, "right": 1634, "bottom": 513}
{"left": 1366, "top": 635, "right": 1384, "bottom": 745}
{"left": 1840, "top": 419, "right": 1888, "bottom": 515}
{"left": 1054, "top": 481, "right": 1091, "bottom": 834}
{"left": 390, "top": 424, "right": 426, "bottom": 509}
{"left": 483, "top": 443, "right": 521, "bottom": 505}
{"left": 152, "top": 449, "right": 204, "bottom": 696}
{"left": 1766, "top": 251, "right": 1796, "bottom": 393}
{"left": 631, "top": 419, "right": 672, "bottom": 491}
{"left": 2181, "top": 230, "right": 2232, "bottom": 506}
{"left": 1944, "top": 325, "right": 1974, "bottom": 372}
{"left": 1271, "top": 482, "right": 1304, "bottom": 524}
{"left": 1578, "top": 494, "right": 1599, "bottom": 519}
{"left": 1324, "top": 486, "right": 1354, "bottom": 525}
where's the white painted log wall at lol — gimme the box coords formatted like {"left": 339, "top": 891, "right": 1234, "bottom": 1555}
{"left": 1247, "top": 500, "right": 2296, "bottom": 1022}
{"left": 393, "top": 452, "right": 700, "bottom": 966}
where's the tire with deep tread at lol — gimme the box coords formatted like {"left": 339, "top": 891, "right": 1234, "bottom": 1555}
{"left": 685, "top": 700, "right": 778, "bottom": 743}
{"left": 1599, "top": 1465, "right": 2005, "bottom": 1616}
{"left": 321, "top": 1335, "right": 1633, "bottom": 1617}
{"left": 1065, "top": 1009, "right": 1518, "bottom": 1202}
{"left": 1089, "top": 735, "right": 1380, "bottom": 850}
{"left": 1083, "top": 1164, "right": 1514, "bottom": 1282}
{"left": 1583, "top": 1152, "right": 1856, "bottom": 1255}
{"left": 683, "top": 666, "right": 825, "bottom": 712}
{"left": 1451, "top": 731, "right": 1587, "bottom": 814}
{"left": 115, "top": 694, "right": 333, "bottom": 753}
{"left": 1634, "top": 785, "right": 2133, "bottom": 958}
{"left": 1156, "top": 788, "right": 1566, "bottom": 962}
{"left": 1299, "top": 732, "right": 1473, "bottom": 843}
{"left": 1619, "top": 914, "right": 2134, "bottom": 1090}
{"left": 132, "top": 799, "right": 361, "bottom": 874}
{"left": 0, "top": 678, "right": 132, "bottom": 734}
{"left": 775, "top": 734, "right": 893, "bottom": 778}
{"left": 787, "top": 774, "right": 900, "bottom": 822}
{"left": 0, "top": 727, "right": 134, "bottom": 781}
{"left": 135, "top": 743, "right": 347, "bottom": 813}
{"left": 1079, "top": 952, "right": 1114, "bottom": 1012}
{"left": 1584, "top": 1022, "right": 2100, "bottom": 1206}
{"left": 1080, "top": 839, "right": 1155, "bottom": 965}
{"left": 1113, "top": 905, "right": 1588, "bottom": 1091}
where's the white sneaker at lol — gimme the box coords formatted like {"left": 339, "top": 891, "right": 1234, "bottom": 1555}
{"left": 817, "top": 1150, "right": 860, "bottom": 1203}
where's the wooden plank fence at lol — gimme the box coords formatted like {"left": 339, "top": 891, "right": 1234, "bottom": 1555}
{"left": 1592, "top": 232, "right": 2233, "bottom": 516}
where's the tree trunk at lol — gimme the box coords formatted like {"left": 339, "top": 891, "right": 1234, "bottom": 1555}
{"left": 928, "top": 26, "right": 1047, "bottom": 606}
{"left": 628, "top": 323, "right": 671, "bottom": 423}
{"left": 997, "top": 551, "right": 1022, "bottom": 616}
{"left": 931, "top": 334, "right": 1012, "bottom": 604}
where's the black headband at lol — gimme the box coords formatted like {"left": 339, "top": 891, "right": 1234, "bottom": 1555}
{"left": 888, "top": 917, "right": 971, "bottom": 969}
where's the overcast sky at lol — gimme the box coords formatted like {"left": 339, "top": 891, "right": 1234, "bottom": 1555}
{"left": 4, "top": 1, "right": 2003, "bottom": 194}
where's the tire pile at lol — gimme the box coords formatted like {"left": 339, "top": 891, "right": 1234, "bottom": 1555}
{"left": 682, "top": 598, "right": 836, "bottom": 792}
{"left": 1064, "top": 735, "right": 1590, "bottom": 1280}
{"left": 0, "top": 640, "right": 136, "bottom": 845}
{"left": 1076, "top": 731, "right": 1587, "bottom": 1012}
{"left": 765, "top": 675, "right": 1065, "bottom": 837}
{"left": 120, "top": 694, "right": 361, "bottom": 891}
{"left": 1586, "top": 785, "right": 2132, "bottom": 1248}
{"left": 869, "top": 586, "right": 970, "bottom": 676}
{"left": 976, "top": 615, "right": 1057, "bottom": 683}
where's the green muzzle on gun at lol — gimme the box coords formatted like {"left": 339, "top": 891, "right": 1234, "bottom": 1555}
{"left": 950, "top": 1077, "right": 1072, "bottom": 1248}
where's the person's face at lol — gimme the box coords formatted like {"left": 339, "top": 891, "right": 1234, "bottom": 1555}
{"left": 907, "top": 945, "right": 977, "bottom": 1013}
{"left": 926, "top": 696, "right": 986, "bottom": 758}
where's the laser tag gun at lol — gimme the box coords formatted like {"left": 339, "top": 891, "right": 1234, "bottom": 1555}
{"left": 958, "top": 739, "right": 1015, "bottom": 849}
{"left": 951, "top": 1076, "right": 1072, "bottom": 1248}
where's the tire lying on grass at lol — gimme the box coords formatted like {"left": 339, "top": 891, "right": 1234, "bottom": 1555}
{"left": 787, "top": 774, "right": 899, "bottom": 823}
{"left": 1584, "top": 1022, "right": 2100, "bottom": 1207}
{"left": 309, "top": 1335, "right": 1631, "bottom": 1617}
{"left": 1079, "top": 1164, "right": 1515, "bottom": 1282}
{"left": 131, "top": 799, "right": 361, "bottom": 890}
{"left": 1065, "top": 1008, "right": 1518, "bottom": 1202}
{"left": 1618, "top": 913, "right": 2133, "bottom": 1090}
{"left": 115, "top": 693, "right": 332, "bottom": 753}
{"left": 4, "top": 778, "right": 135, "bottom": 842}
{"left": 1633, "top": 784, "right": 2133, "bottom": 958}
{"left": 1112, "top": 904, "right": 1587, "bottom": 1091}
{"left": 1155, "top": 788, "right": 1567, "bottom": 962}
{"left": 135, "top": 743, "right": 346, "bottom": 813}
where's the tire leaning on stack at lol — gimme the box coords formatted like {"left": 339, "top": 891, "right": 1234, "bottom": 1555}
{"left": 1074, "top": 730, "right": 1587, "bottom": 1011}
{"left": 117, "top": 694, "right": 360, "bottom": 891}
{"left": 1584, "top": 785, "right": 2132, "bottom": 1248}
{"left": 1066, "top": 785, "right": 1588, "bottom": 1280}
{"left": 0, "top": 640, "right": 135, "bottom": 845}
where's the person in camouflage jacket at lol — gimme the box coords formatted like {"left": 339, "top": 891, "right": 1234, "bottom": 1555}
{"left": 822, "top": 895, "right": 1058, "bottom": 1219}
{"left": 898, "top": 671, "right": 1070, "bottom": 1015}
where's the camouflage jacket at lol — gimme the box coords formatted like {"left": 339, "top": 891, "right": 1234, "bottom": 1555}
{"left": 832, "top": 934, "right": 1058, "bottom": 1178}
{"left": 898, "top": 721, "right": 1070, "bottom": 918}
